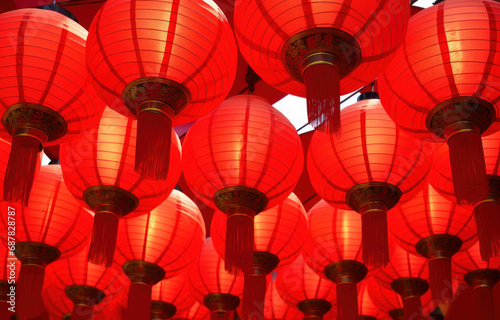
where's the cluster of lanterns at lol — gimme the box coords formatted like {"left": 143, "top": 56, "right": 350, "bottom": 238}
{"left": 0, "top": 0, "right": 499, "bottom": 320}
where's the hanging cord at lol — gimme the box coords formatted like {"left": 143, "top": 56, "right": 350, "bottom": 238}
{"left": 245, "top": 66, "right": 260, "bottom": 95}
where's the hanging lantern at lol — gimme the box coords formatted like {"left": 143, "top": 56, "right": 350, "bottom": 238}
{"left": 389, "top": 183, "right": 477, "bottom": 306}
{"left": 431, "top": 131, "right": 500, "bottom": 261}
{"left": 264, "top": 279, "right": 302, "bottom": 320}
{"left": 189, "top": 238, "right": 244, "bottom": 320}
{"left": 275, "top": 255, "right": 337, "bottom": 320}
{"left": 151, "top": 273, "right": 196, "bottom": 320}
{"left": 211, "top": 193, "right": 308, "bottom": 320}
{"left": 183, "top": 94, "right": 303, "bottom": 274}
{"left": 0, "top": 165, "right": 93, "bottom": 319}
{"left": 86, "top": 0, "right": 237, "bottom": 180}
{"left": 379, "top": 0, "right": 500, "bottom": 205}
{"left": 452, "top": 241, "right": 500, "bottom": 320}
{"left": 0, "top": 244, "right": 18, "bottom": 320}
{"left": 0, "top": 8, "right": 105, "bottom": 205}
{"left": 172, "top": 301, "right": 210, "bottom": 320}
{"left": 357, "top": 280, "right": 388, "bottom": 320}
{"left": 60, "top": 107, "right": 181, "bottom": 267}
{"left": 233, "top": 0, "right": 409, "bottom": 133}
{"left": 114, "top": 189, "right": 205, "bottom": 320}
{"left": 307, "top": 98, "right": 430, "bottom": 266}
{"left": 367, "top": 279, "right": 404, "bottom": 320}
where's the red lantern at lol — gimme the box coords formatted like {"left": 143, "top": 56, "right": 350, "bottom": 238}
{"left": 172, "top": 301, "right": 210, "bottom": 320}
{"left": 233, "top": 0, "right": 410, "bottom": 133}
{"left": 379, "top": 0, "right": 500, "bottom": 205}
{"left": 0, "top": 165, "right": 93, "bottom": 319}
{"left": 114, "top": 189, "right": 205, "bottom": 320}
{"left": 389, "top": 183, "right": 477, "bottom": 305}
{"left": 264, "top": 279, "right": 301, "bottom": 320}
{"left": 86, "top": 0, "right": 237, "bottom": 180}
{"left": 151, "top": 273, "right": 196, "bottom": 319}
{"left": 189, "top": 238, "right": 244, "bottom": 320}
{"left": 183, "top": 94, "right": 303, "bottom": 274}
{"left": 0, "top": 245, "right": 18, "bottom": 320}
{"left": 307, "top": 98, "right": 430, "bottom": 266}
{"left": 452, "top": 241, "right": 500, "bottom": 320}
{"left": 357, "top": 280, "right": 389, "bottom": 320}
{"left": 367, "top": 279, "right": 404, "bottom": 320}
{"left": 0, "top": 8, "right": 105, "bottom": 205}
{"left": 60, "top": 107, "right": 181, "bottom": 267}
{"left": 275, "top": 255, "right": 337, "bottom": 320}
{"left": 211, "top": 193, "right": 308, "bottom": 320}
{"left": 431, "top": 131, "right": 500, "bottom": 261}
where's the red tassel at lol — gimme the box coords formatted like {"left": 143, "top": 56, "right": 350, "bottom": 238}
{"left": 241, "top": 271, "right": 267, "bottom": 320}
{"left": 17, "top": 264, "right": 46, "bottom": 319}
{"left": 3, "top": 135, "right": 42, "bottom": 206}
{"left": 135, "top": 109, "right": 172, "bottom": 180}
{"left": 87, "top": 207, "right": 121, "bottom": 267}
{"left": 402, "top": 296, "right": 425, "bottom": 320}
{"left": 303, "top": 62, "right": 341, "bottom": 134}
{"left": 336, "top": 282, "right": 359, "bottom": 320}
{"left": 474, "top": 201, "right": 500, "bottom": 261}
{"left": 126, "top": 282, "right": 153, "bottom": 320}
{"left": 427, "top": 258, "right": 454, "bottom": 305}
{"left": 210, "top": 311, "right": 231, "bottom": 320}
{"left": 224, "top": 207, "right": 255, "bottom": 275}
{"left": 70, "top": 305, "right": 95, "bottom": 320}
{"left": 360, "top": 203, "right": 389, "bottom": 267}
{"left": 446, "top": 128, "right": 489, "bottom": 205}
{"left": 473, "top": 286, "right": 495, "bottom": 320}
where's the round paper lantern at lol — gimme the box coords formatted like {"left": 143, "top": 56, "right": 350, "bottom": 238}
{"left": 172, "top": 301, "right": 210, "bottom": 320}
{"left": 189, "top": 238, "right": 244, "bottom": 320}
{"left": 368, "top": 279, "right": 404, "bottom": 320}
{"left": 86, "top": 0, "right": 237, "bottom": 180}
{"left": 211, "top": 193, "right": 308, "bottom": 319}
{"left": 276, "top": 255, "right": 337, "bottom": 320}
{"left": 0, "top": 245, "right": 18, "bottom": 320}
{"left": 379, "top": 0, "right": 500, "bottom": 205}
{"left": 183, "top": 94, "right": 303, "bottom": 274}
{"left": 307, "top": 98, "right": 430, "bottom": 267}
{"left": 453, "top": 242, "right": 500, "bottom": 320}
{"left": 60, "top": 107, "right": 181, "bottom": 267}
{"left": 389, "top": 183, "right": 477, "bottom": 304}
{"left": 114, "top": 189, "right": 205, "bottom": 320}
{"left": 234, "top": 0, "right": 410, "bottom": 133}
{"left": 0, "top": 8, "right": 105, "bottom": 205}
{"left": 151, "top": 273, "right": 196, "bottom": 320}
{"left": 358, "top": 280, "right": 389, "bottom": 320}
{"left": 0, "top": 165, "right": 93, "bottom": 318}
{"left": 264, "top": 279, "right": 301, "bottom": 320}
{"left": 431, "top": 131, "right": 500, "bottom": 261}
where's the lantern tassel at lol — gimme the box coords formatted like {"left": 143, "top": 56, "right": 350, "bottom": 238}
{"left": 126, "top": 283, "right": 153, "bottom": 320}
{"left": 71, "top": 305, "right": 95, "bottom": 320}
{"left": 360, "top": 203, "right": 389, "bottom": 267}
{"left": 88, "top": 208, "right": 121, "bottom": 267}
{"left": 135, "top": 109, "right": 172, "bottom": 180}
{"left": 473, "top": 286, "right": 495, "bottom": 320}
{"left": 428, "top": 258, "right": 453, "bottom": 305}
{"left": 474, "top": 201, "right": 500, "bottom": 261}
{"left": 17, "top": 264, "right": 46, "bottom": 319}
{"left": 446, "top": 128, "right": 489, "bottom": 205}
{"left": 303, "top": 62, "right": 341, "bottom": 134}
{"left": 403, "top": 296, "right": 425, "bottom": 320}
{"left": 210, "top": 312, "right": 231, "bottom": 320}
{"left": 3, "top": 135, "right": 42, "bottom": 206}
{"left": 336, "top": 283, "right": 359, "bottom": 320}
{"left": 241, "top": 271, "right": 267, "bottom": 320}
{"left": 225, "top": 207, "right": 255, "bottom": 274}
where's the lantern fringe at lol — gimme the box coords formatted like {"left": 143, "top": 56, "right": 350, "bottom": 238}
{"left": 241, "top": 271, "right": 267, "bottom": 320}
{"left": 447, "top": 131, "right": 489, "bottom": 205}
{"left": 17, "top": 264, "right": 46, "bottom": 319}
{"left": 428, "top": 258, "right": 453, "bottom": 305}
{"left": 403, "top": 296, "right": 425, "bottom": 320}
{"left": 361, "top": 210, "right": 389, "bottom": 267}
{"left": 225, "top": 210, "right": 255, "bottom": 274}
{"left": 3, "top": 135, "right": 41, "bottom": 206}
{"left": 473, "top": 286, "right": 495, "bottom": 320}
{"left": 474, "top": 201, "right": 500, "bottom": 261}
{"left": 71, "top": 304, "right": 95, "bottom": 320}
{"left": 210, "top": 311, "right": 231, "bottom": 320}
{"left": 336, "top": 283, "right": 358, "bottom": 320}
{"left": 303, "top": 63, "right": 341, "bottom": 134}
{"left": 126, "top": 282, "right": 153, "bottom": 320}
{"left": 135, "top": 110, "right": 172, "bottom": 180}
{"left": 87, "top": 211, "right": 120, "bottom": 267}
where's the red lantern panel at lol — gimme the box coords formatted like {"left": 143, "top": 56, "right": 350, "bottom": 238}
{"left": 152, "top": 272, "right": 195, "bottom": 312}
{"left": 265, "top": 278, "right": 302, "bottom": 320}
{"left": 453, "top": 241, "right": 500, "bottom": 281}
{"left": 172, "top": 301, "right": 210, "bottom": 320}
{"left": 368, "top": 278, "right": 403, "bottom": 313}
{"left": 358, "top": 280, "right": 389, "bottom": 319}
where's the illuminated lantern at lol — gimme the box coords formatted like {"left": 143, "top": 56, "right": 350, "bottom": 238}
{"left": 60, "top": 107, "right": 181, "bottom": 267}
{"left": 368, "top": 279, "right": 404, "bottom": 320}
{"left": 114, "top": 190, "right": 205, "bottom": 320}
{"left": 379, "top": 0, "right": 500, "bottom": 205}
{"left": 307, "top": 98, "right": 430, "bottom": 267}
{"left": 389, "top": 183, "right": 477, "bottom": 305}
{"left": 151, "top": 273, "right": 196, "bottom": 320}
{"left": 234, "top": 0, "right": 409, "bottom": 133}
{"left": 276, "top": 255, "right": 337, "bottom": 320}
{"left": 0, "top": 165, "right": 93, "bottom": 319}
{"left": 264, "top": 279, "right": 301, "bottom": 320}
{"left": 431, "top": 131, "right": 500, "bottom": 261}
{"left": 183, "top": 95, "right": 303, "bottom": 274}
{"left": 86, "top": 0, "right": 237, "bottom": 180}
{"left": 0, "top": 245, "right": 18, "bottom": 320}
{"left": 189, "top": 238, "right": 244, "bottom": 320}
{"left": 358, "top": 280, "right": 388, "bottom": 320}
{"left": 172, "top": 301, "right": 210, "bottom": 320}
{"left": 211, "top": 193, "right": 308, "bottom": 319}
{"left": 453, "top": 241, "right": 500, "bottom": 320}
{"left": 0, "top": 8, "right": 105, "bottom": 205}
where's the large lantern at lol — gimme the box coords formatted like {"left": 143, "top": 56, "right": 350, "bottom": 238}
{"left": 264, "top": 279, "right": 301, "bottom": 320}
{"left": 0, "top": 8, "right": 105, "bottom": 205}
{"left": 211, "top": 193, "right": 308, "bottom": 320}
{"left": 357, "top": 280, "right": 388, "bottom": 320}
{"left": 368, "top": 280, "right": 404, "bottom": 320}
{"left": 151, "top": 273, "right": 196, "bottom": 319}
{"left": 114, "top": 190, "right": 205, "bottom": 320}
{"left": 307, "top": 98, "right": 430, "bottom": 266}
{"left": 172, "top": 301, "right": 210, "bottom": 320}
{"left": 379, "top": 0, "right": 500, "bottom": 205}
{"left": 183, "top": 94, "right": 303, "bottom": 274}
{"left": 233, "top": 0, "right": 409, "bottom": 133}
{"left": 86, "top": 0, "right": 237, "bottom": 180}
{"left": 60, "top": 107, "right": 181, "bottom": 267}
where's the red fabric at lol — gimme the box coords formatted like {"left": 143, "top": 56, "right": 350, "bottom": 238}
{"left": 152, "top": 272, "right": 196, "bottom": 312}
{"left": 337, "top": 282, "right": 358, "bottom": 320}
{"left": 473, "top": 286, "right": 496, "bottom": 320}
{"left": 173, "top": 301, "right": 210, "bottom": 320}
{"left": 452, "top": 241, "right": 500, "bottom": 280}
{"left": 264, "top": 279, "right": 301, "bottom": 320}
{"left": 367, "top": 278, "right": 403, "bottom": 314}
{"left": 234, "top": 0, "right": 410, "bottom": 97}
{"left": 86, "top": 0, "right": 237, "bottom": 126}
{"left": 17, "top": 264, "right": 45, "bottom": 319}
{"left": 358, "top": 280, "right": 385, "bottom": 319}
{"left": 403, "top": 296, "right": 426, "bottom": 320}
{"left": 126, "top": 282, "right": 153, "bottom": 320}
{"left": 428, "top": 258, "right": 454, "bottom": 304}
